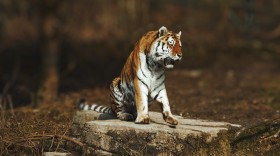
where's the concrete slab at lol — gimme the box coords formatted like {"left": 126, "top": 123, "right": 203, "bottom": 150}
{"left": 72, "top": 111, "right": 241, "bottom": 155}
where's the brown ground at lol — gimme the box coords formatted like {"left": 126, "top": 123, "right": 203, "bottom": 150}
{"left": 0, "top": 51, "right": 280, "bottom": 155}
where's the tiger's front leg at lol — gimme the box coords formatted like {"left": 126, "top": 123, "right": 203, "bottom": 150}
{"left": 154, "top": 88, "right": 178, "bottom": 125}
{"left": 134, "top": 78, "right": 150, "bottom": 124}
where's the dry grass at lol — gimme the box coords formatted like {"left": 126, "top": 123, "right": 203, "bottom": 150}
{"left": 0, "top": 96, "right": 77, "bottom": 155}
{"left": 0, "top": 88, "right": 109, "bottom": 155}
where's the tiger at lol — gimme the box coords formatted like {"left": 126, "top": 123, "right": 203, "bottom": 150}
{"left": 78, "top": 26, "right": 182, "bottom": 125}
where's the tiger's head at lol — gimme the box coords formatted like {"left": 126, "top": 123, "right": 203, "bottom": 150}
{"left": 151, "top": 26, "right": 182, "bottom": 69}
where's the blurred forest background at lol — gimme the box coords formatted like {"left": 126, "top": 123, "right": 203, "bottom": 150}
{"left": 0, "top": 0, "right": 279, "bottom": 106}
{"left": 0, "top": 0, "right": 280, "bottom": 106}
{"left": 1, "top": 0, "right": 280, "bottom": 155}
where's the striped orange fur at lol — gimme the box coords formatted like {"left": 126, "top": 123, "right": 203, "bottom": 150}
{"left": 78, "top": 26, "right": 182, "bottom": 125}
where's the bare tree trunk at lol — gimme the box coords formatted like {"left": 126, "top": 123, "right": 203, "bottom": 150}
{"left": 40, "top": 17, "right": 59, "bottom": 103}
{"left": 38, "top": 1, "right": 60, "bottom": 105}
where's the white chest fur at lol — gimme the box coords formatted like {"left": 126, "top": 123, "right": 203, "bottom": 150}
{"left": 137, "top": 53, "right": 165, "bottom": 94}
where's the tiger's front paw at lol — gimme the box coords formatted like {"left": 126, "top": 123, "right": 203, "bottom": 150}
{"left": 163, "top": 112, "right": 178, "bottom": 125}
{"left": 165, "top": 116, "right": 178, "bottom": 125}
{"left": 135, "top": 114, "right": 150, "bottom": 124}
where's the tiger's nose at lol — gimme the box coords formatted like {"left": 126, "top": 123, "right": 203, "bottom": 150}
{"left": 176, "top": 54, "right": 182, "bottom": 60}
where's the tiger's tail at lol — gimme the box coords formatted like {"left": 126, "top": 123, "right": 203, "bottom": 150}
{"left": 77, "top": 98, "right": 113, "bottom": 114}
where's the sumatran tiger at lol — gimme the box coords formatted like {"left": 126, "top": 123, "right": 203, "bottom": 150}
{"left": 78, "top": 26, "right": 182, "bottom": 125}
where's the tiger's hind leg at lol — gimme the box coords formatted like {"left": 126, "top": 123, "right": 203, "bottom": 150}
{"left": 109, "top": 100, "right": 135, "bottom": 121}
{"left": 110, "top": 77, "right": 135, "bottom": 121}
{"left": 116, "top": 111, "right": 135, "bottom": 121}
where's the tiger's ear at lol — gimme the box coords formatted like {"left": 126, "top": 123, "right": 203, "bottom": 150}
{"left": 176, "top": 31, "right": 181, "bottom": 39}
{"left": 158, "top": 26, "right": 167, "bottom": 37}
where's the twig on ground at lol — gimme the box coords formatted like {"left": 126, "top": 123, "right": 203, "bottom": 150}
{"left": 262, "top": 128, "right": 280, "bottom": 141}
{"left": 16, "top": 135, "right": 84, "bottom": 147}
{"left": 48, "top": 134, "right": 55, "bottom": 151}
{"left": 54, "top": 135, "right": 84, "bottom": 147}
{"left": 55, "top": 127, "right": 70, "bottom": 151}
{"left": 1, "top": 135, "right": 84, "bottom": 155}
{"left": 41, "top": 131, "right": 45, "bottom": 155}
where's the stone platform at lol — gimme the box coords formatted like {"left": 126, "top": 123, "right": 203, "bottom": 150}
{"left": 72, "top": 111, "right": 241, "bottom": 155}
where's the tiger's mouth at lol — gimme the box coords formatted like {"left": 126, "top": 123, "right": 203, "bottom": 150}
{"left": 164, "top": 57, "right": 175, "bottom": 69}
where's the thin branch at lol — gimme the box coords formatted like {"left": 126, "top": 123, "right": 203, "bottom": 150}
{"left": 10, "top": 135, "right": 84, "bottom": 147}
{"left": 53, "top": 135, "right": 84, "bottom": 147}
{"left": 262, "top": 128, "right": 280, "bottom": 141}
{"left": 48, "top": 135, "right": 55, "bottom": 151}
{"left": 55, "top": 128, "right": 69, "bottom": 151}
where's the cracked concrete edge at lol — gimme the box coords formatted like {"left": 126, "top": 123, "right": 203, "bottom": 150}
{"left": 82, "top": 124, "right": 233, "bottom": 155}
